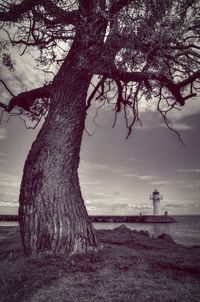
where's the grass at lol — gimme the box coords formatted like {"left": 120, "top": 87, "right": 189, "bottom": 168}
{"left": 0, "top": 225, "right": 200, "bottom": 302}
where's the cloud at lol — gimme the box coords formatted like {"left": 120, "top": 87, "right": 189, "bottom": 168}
{"left": 177, "top": 169, "right": 200, "bottom": 173}
{"left": 80, "top": 179, "right": 106, "bottom": 187}
{"left": 0, "top": 48, "right": 52, "bottom": 106}
{"left": 173, "top": 123, "right": 194, "bottom": 130}
{"left": 176, "top": 177, "right": 200, "bottom": 189}
{"left": 168, "top": 97, "right": 200, "bottom": 121}
{"left": 0, "top": 180, "right": 20, "bottom": 188}
{"left": 80, "top": 182, "right": 100, "bottom": 185}
{"left": 85, "top": 200, "right": 153, "bottom": 215}
{"left": 0, "top": 206, "right": 18, "bottom": 215}
{"left": 95, "top": 192, "right": 113, "bottom": 197}
{"left": 176, "top": 180, "right": 188, "bottom": 185}
{"left": 0, "top": 191, "right": 19, "bottom": 208}
{"left": 0, "top": 128, "right": 7, "bottom": 140}
{"left": 0, "top": 200, "right": 18, "bottom": 207}
{"left": 122, "top": 173, "right": 138, "bottom": 177}
{"left": 160, "top": 123, "right": 194, "bottom": 131}
{"left": 0, "top": 172, "right": 20, "bottom": 190}
{"left": 80, "top": 160, "right": 129, "bottom": 177}
{"left": 0, "top": 152, "right": 6, "bottom": 156}
{"left": 79, "top": 160, "right": 113, "bottom": 174}
{"left": 180, "top": 183, "right": 200, "bottom": 189}
{"left": 127, "top": 158, "right": 151, "bottom": 163}
{"left": 138, "top": 95, "right": 200, "bottom": 122}
{"left": 165, "top": 203, "right": 196, "bottom": 209}
{"left": 112, "top": 203, "right": 152, "bottom": 210}
{"left": 135, "top": 99, "right": 200, "bottom": 131}
{"left": 140, "top": 175, "right": 154, "bottom": 180}
{"left": 0, "top": 172, "right": 20, "bottom": 180}
{"left": 0, "top": 152, "right": 6, "bottom": 163}
{"left": 122, "top": 173, "right": 155, "bottom": 181}
{"left": 150, "top": 180, "right": 171, "bottom": 186}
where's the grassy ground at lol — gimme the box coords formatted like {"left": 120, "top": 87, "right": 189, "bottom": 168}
{"left": 0, "top": 225, "right": 200, "bottom": 302}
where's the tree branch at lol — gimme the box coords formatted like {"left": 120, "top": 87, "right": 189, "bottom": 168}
{"left": 177, "top": 71, "right": 200, "bottom": 89}
{"left": 0, "top": 0, "right": 79, "bottom": 26}
{"left": 0, "top": 84, "right": 52, "bottom": 112}
{"left": 110, "top": 0, "right": 134, "bottom": 16}
{"left": 41, "top": 0, "right": 79, "bottom": 26}
{"left": 86, "top": 77, "right": 106, "bottom": 110}
{"left": 0, "top": 79, "right": 14, "bottom": 97}
{"left": 98, "top": 67, "right": 200, "bottom": 106}
{"left": 79, "top": 0, "right": 106, "bottom": 15}
{"left": 0, "top": 0, "right": 40, "bottom": 21}
{"left": 79, "top": 0, "right": 94, "bottom": 14}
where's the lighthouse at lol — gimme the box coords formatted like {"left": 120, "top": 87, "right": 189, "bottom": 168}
{"left": 150, "top": 189, "right": 163, "bottom": 215}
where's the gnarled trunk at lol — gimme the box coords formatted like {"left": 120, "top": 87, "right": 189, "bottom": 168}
{"left": 18, "top": 59, "right": 98, "bottom": 255}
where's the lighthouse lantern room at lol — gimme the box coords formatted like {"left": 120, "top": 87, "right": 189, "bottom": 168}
{"left": 150, "top": 189, "right": 163, "bottom": 215}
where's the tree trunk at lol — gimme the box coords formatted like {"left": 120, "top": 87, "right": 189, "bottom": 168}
{"left": 18, "top": 58, "right": 99, "bottom": 255}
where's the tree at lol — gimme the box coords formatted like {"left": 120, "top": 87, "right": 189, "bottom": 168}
{"left": 0, "top": 0, "right": 199, "bottom": 256}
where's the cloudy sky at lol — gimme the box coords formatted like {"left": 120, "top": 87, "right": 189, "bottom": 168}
{"left": 0, "top": 51, "right": 200, "bottom": 216}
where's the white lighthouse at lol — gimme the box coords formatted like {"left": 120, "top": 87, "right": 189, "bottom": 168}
{"left": 150, "top": 189, "right": 163, "bottom": 215}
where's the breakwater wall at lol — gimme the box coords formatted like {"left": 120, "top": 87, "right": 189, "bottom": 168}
{"left": 0, "top": 215, "right": 176, "bottom": 223}
{"left": 0, "top": 215, "right": 18, "bottom": 221}
{"left": 91, "top": 215, "right": 176, "bottom": 223}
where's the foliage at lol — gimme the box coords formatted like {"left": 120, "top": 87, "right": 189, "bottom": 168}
{"left": 0, "top": 0, "right": 199, "bottom": 138}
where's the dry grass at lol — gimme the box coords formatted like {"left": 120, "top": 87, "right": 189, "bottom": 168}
{"left": 0, "top": 225, "right": 200, "bottom": 302}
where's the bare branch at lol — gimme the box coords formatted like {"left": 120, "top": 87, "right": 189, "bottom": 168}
{"left": 115, "top": 79, "right": 123, "bottom": 112}
{"left": 86, "top": 76, "right": 106, "bottom": 110}
{"left": 177, "top": 71, "right": 200, "bottom": 89}
{"left": 0, "top": 79, "right": 14, "bottom": 96}
{"left": 156, "top": 91, "right": 185, "bottom": 146}
{"left": 84, "top": 100, "right": 106, "bottom": 137}
{"left": 0, "top": 102, "right": 7, "bottom": 110}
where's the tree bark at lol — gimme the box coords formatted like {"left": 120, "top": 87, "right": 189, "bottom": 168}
{"left": 18, "top": 55, "right": 98, "bottom": 255}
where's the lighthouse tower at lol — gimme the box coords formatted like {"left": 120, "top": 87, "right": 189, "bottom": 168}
{"left": 150, "top": 189, "right": 163, "bottom": 215}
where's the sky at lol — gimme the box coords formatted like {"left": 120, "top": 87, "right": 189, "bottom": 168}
{"left": 0, "top": 51, "right": 200, "bottom": 216}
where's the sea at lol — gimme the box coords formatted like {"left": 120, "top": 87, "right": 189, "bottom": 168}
{"left": 0, "top": 215, "right": 200, "bottom": 247}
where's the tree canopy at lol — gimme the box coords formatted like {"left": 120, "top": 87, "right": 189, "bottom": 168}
{"left": 0, "top": 0, "right": 199, "bottom": 137}
{"left": 0, "top": 0, "right": 200, "bottom": 256}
